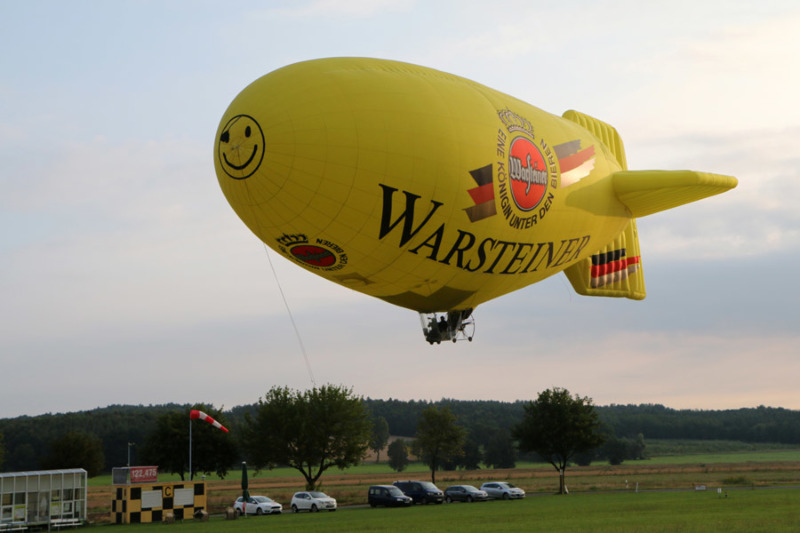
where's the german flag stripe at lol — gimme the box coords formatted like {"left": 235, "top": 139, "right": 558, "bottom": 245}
{"left": 592, "top": 249, "right": 626, "bottom": 265}
{"left": 465, "top": 201, "right": 497, "bottom": 222}
{"left": 467, "top": 182, "right": 494, "bottom": 204}
{"left": 469, "top": 164, "right": 493, "bottom": 186}
{"left": 591, "top": 256, "right": 640, "bottom": 277}
{"left": 558, "top": 145, "right": 596, "bottom": 173}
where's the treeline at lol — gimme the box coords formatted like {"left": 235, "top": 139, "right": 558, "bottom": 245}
{"left": 1, "top": 399, "right": 799, "bottom": 474}
{"left": 598, "top": 403, "right": 800, "bottom": 443}
{"left": 0, "top": 404, "right": 189, "bottom": 474}
{"left": 364, "top": 400, "right": 800, "bottom": 445}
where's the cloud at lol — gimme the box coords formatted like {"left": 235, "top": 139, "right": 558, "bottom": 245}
{"left": 613, "top": 9, "right": 800, "bottom": 134}
{"left": 625, "top": 127, "right": 800, "bottom": 260}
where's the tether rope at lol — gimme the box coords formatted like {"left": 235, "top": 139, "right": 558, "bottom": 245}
{"left": 263, "top": 244, "right": 317, "bottom": 387}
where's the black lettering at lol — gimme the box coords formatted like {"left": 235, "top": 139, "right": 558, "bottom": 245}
{"left": 484, "top": 240, "right": 515, "bottom": 274}
{"left": 520, "top": 242, "right": 553, "bottom": 273}
{"left": 568, "top": 235, "right": 592, "bottom": 263}
{"left": 439, "top": 229, "right": 477, "bottom": 267}
{"left": 500, "top": 193, "right": 512, "bottom": 219}
{"left": 497, "top": 129, "right": 506, "bottom": 157}
{"left": 465, "top": 237, "right": 494, "bottom": 272}
{"left": 378, "top": 184, "right": 443, "bottom": 246}
{"left": 500, "top": 242, "right": 534, "bottom": 274}
{"left": 547, "top": 240, "right": 571, "bottom": 268}
{"left": 408, "top": 223, "right": 445, "bottom": 260}
{"left": 552, "top": 237, "right": 581, "bottom": 267}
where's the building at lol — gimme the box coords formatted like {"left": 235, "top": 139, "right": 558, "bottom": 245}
{"left": 0, "top": 469, "right": 87, "bottom": 529}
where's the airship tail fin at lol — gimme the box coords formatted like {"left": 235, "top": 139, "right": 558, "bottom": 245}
{"left": 562, "top": 109, "right": 628, "bottom": 169}
{"left": 563, "top": 219, "right": 646, "bottom": 300}
{"left": 613, "top": 170, "right": 737, "bottom": 218}
{"left": 563, "top": 111, "right": 738, "bottom": 218}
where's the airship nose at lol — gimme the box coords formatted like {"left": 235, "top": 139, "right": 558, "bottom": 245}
{"left": 214, "top": 62, "right": 360, "bottom": 237}
{"left": 217, "top": 115, "right": 265, "bottom": 179}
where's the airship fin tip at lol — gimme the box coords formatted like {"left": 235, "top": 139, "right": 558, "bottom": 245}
{"left": 564, "top": 219, "right": 646, "bottom": 300}
{"left": 563, "top": 109, "right": 628, "bottom": 170}
{"left": 613, "top": 170, "right": 738, "bottom": 218}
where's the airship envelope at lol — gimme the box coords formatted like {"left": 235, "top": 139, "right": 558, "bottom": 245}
{"left": 214, "top": 57, "right": 737, "bottom": 343}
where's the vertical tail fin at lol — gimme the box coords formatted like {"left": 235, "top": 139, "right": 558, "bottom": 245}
{"left": 563, "top": 219, "right": 645, "bottom": 300}
{"left": 562, "top": 109, "right": 627, "bottom": 170}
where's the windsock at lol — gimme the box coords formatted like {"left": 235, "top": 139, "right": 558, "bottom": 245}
{"left": 190, "top": 409, "right": 229, "bottom": 433}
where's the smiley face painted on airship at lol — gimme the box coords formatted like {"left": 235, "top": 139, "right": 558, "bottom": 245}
{"left": 217, "top": 114, "right": 265, "bottom": 179}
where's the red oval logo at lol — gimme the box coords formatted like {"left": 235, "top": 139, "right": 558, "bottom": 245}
{"left": 509, "top": 137, "right": 548, "bottom": 211}
{"left": 290, "top": 245, "right": 336, "bottom": 267}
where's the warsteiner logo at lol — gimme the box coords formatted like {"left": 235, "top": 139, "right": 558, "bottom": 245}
{"left": 509, "top": 137, "right": 548, "bottom": 211}
{"left": 495, "top": 108, "right": 558, "bottom": 229}
{"left": 276, "top": 233, "right": 348, "bottom": 271}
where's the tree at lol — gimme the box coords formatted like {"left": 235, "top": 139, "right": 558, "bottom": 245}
{"left": 483, "top": 429, "right": 517, "bottom": 469}
{"left": 40, "top": 431, "right": 105, "bottom": 477}
{"left": 369, "top": 416, "right": 390, "bottom": 462}
{"left": 0, "top": 432, "right": 5, "bottom": 470}
{"left": 460, "top": 436, "right": 482, "bottom": 470}
{"left": 599, "top": 433, "right": 648, "bottom": 465}
{"left": 513, "top": 388, "right": 605, "bottom": 494}
{"left": 415, "top": 405, "right": 465, "bottom": 483}
{"left": 243, "top": 384, "right": 372, "bottom": 490}
{"left": 7, "top": 443, "right": 37, "bottom": 471}
{"left": 387, "top": 438, "right": 409, "bottom": 472}
{"left": 140, "top": 405, "right": 237, "bottom": 480}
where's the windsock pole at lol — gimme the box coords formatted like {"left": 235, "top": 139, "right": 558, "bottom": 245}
{"left": 189, "top": 417, "right": 193, "bottom": 481}
{"left": 188, "top": 409, "right": 229, "bottom": 481}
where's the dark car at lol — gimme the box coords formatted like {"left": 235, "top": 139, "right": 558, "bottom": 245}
{"left": 392, "top": 480, "right": 444, "bottom": 504}
{"left": 444, "top": 485, "right": 489, "bottom": 503}
{"left": 368, "top": 485, "right": 413, "bottom": 507}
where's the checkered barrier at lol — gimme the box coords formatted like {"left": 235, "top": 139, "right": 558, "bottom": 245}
{"left": 111, "top": 482, "right": 206, "bottom": 524}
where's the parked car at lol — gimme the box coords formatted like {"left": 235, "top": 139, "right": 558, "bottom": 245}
{"left": 480, "top": 481, "right": 526, "bottom": 500}
{"left": 233, "top": 495, "right": 283, "bottom": 515}
{"left": 368, "top": 485, "right": 413, "bottom": 507}
{"left": 393, "top": 480, "right": 445, "bottom": 504}
{"left": 290, "top": 491, "right": 337, "bottom": 512}
{"left": 443, "top": 485, "right": 489, "bottom": 503}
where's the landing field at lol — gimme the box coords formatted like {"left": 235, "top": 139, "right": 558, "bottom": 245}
{"left": 104, "top": 488, "right": 800, "bottom": 532}
{"left": 88, "top": 446, "right": 800, "bottom": 529}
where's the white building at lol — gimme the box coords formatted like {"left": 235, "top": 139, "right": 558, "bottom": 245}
{"left": 0, "top": 469, "right": 87, "bottom": 529}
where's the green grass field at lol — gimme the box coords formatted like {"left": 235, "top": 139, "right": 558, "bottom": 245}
{"left": 86, "top": 447, "right": 800, "bottom": 487}
{"left": 85, "top": 445, "right": 800, "bottom": 530}
{"left": 99, "top": 488, "right": 800, "bottom": 532}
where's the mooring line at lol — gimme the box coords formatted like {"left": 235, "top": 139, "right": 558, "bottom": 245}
{"left": 263, "top": 244, "right": 317, "bottom": 387}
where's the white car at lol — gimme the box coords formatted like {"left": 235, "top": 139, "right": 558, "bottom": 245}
{"left": 290, "top": 491, "right": 337, "bottom": 512}
{"left": 233, "top": 495, "right": 283, "bottom": 515}
{"left": 480, "top": 482, "right": 526, "bottom": 500}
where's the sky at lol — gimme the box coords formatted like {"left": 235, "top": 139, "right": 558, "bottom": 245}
{"left": 1, "top": 0, "right": 798, "bottom": 419}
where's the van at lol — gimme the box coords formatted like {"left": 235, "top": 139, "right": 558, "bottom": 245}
{"left": 392, "top": 480, "right": 444, "bottom": 504}
{"left": 368, "top": 485, "right": 413, "bottom": 507}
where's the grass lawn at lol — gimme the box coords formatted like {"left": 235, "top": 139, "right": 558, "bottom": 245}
{"left": 87, "top": 448, "right": 800, "bottom": 487}
{"left": 99, "top": 488, "right": 800, "bottom": 532}
{"left": 85, "top": 447, "right": 800, "bottom": 527}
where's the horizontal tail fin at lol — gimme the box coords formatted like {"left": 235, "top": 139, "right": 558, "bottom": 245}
{"left": 613, "top": 170, "right": 737, "bottom": 218}
{"left": 564, "top": 219, "right": 645, "bottom": 300}
{"left": 563, "top": 110, "right": 737, "bottom": 217}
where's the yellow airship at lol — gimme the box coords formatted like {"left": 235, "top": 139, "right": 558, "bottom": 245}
{"left": 214, "top": 57, "right": 736, "bottom": 344}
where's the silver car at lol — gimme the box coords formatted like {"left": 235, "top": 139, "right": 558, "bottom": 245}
{"left": 444, "top": 485, "right": 489, "bottom": 503}
{"left": 233, "top": 495, "right": 283, "bottom": 515}
{"left": 480, "top": 481, "right": 526, "bottom": 500}
{"left": 290, "top": 491, "right": 337, "bottom": 512}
